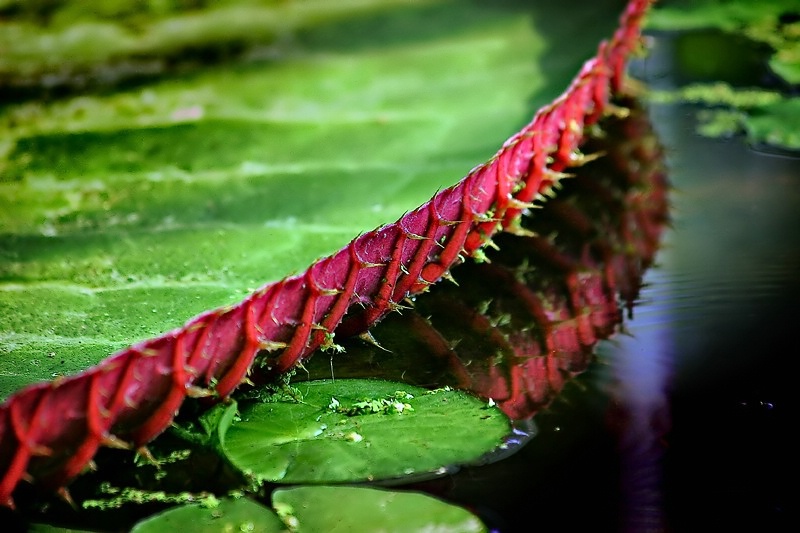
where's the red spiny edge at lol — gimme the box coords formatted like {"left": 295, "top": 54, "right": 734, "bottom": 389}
{"left": 413, "top": 98, "right": 669, "bottom": 420}
{"left": 0, "top": 0, "right": 653, "bottom": 508}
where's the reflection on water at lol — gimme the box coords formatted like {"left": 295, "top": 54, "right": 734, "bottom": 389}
{"left": 612, "top": 32, "right": 799, "bottom": 532}
{"left": 606, "top": 279, "right": 673, "bottom": 533}
{"left": 298, "top": 95, "right": 673, "bottom": 531}
{"left": 305, "top": 95, "right": 669, "bottom": 422}
{"left": 303, "top": 32, "right": 800, "bottom": 532}
{"left": 623, "top": 130, "right": 799, "bottom": 532}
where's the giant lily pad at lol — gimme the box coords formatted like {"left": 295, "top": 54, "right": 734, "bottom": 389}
{"left": 220, "top": 379, "right": 511, "bottom": 484}
{"left": 0, "top": 0, "right": 627, "bottom": 401}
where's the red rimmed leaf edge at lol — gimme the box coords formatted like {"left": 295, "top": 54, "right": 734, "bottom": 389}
{"left": 0, "top": 0, "right": 654, "bottom": 509}
{"left": 380, "top": 95, "right": 670, "bottom": 420}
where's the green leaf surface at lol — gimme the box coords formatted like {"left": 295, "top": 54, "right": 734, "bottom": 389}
{"left": 743, "top": 98, "right": 800, "bottom": 149}
{"left": 0, "top": 0, "right": 438, "bottom": 93}
{"left": 272, "top": 485, "right": 487, "bottom": 533}
{"left": 129, "top": 496, "right": 285, "bottom": 533}
{"left": 0, "top": 0, "right": 626, "bottom": 401}
{"left": 221, "top": 379, "right": 510, "bottom": 484}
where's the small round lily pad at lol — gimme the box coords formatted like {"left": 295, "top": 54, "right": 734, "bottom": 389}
{"left": 272, "top": 485, "right": 487, "bottom": 532}
{"left": 221, "top": 379, "right": 511, "bottom": 484}
{"left": 130, "top": 496, "right": 285, "bottom": 532}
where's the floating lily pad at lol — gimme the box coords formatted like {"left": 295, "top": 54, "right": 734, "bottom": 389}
{"left": 272, "top": 485, "right": 487, "bottom": 533}
{"left": 0, "top": 0, "right": 628, "bottom": 402}
{"left": 220, "top": 379, "right": 511, "bottom": 484}
{"left": 129, "top": 496, "right": 285, "bottom": 533}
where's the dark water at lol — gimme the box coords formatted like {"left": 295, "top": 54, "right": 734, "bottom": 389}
{"left": 445, "top": 126, "right": 798, "bottom": 533}
{"left": 626, "top": 33, "right": 798, "bottom": 533}
{"left": 434, "top": 33, "right": 800, "bottom": 533}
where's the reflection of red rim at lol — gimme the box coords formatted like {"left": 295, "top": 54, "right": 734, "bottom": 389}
{"left": 0, "top": 0, "right": 653, "bottom": 508}
{"left": 396, "top": 98, "right": 670, "bottom": 421}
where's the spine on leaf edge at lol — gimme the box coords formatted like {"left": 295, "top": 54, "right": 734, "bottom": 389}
{"left": 0, "top": 0, "right": 654, "bottom": 508}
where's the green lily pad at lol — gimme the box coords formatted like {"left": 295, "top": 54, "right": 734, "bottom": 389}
{"left": 0, "top": 0, "right": 627, "bottom": 402}
{"left": 272, "top": 485, "right": 487, "bottom": 533}
{"left": 129, "top": 496, "right": 285, "bottom": 533}
{"left": 124, "top": 485, "right": 487, "bottom": 532}
{"left": 221, "top": 379, "right": 510, "bottom": 484}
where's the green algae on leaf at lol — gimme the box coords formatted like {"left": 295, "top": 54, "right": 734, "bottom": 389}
{"left": 220, "top": 379, "right": 511, "bottom": 484}
{"left": 649, "top": 85, "right": 800, "bottom": 150}
{"left": 648, "top": 83, "right": 800, "bottom": 149}
{"left": 648, "top": 82, "right": 782, "bottom": 108}
{"left": 83, "top": 486, "right": 221, "bottom": 512}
